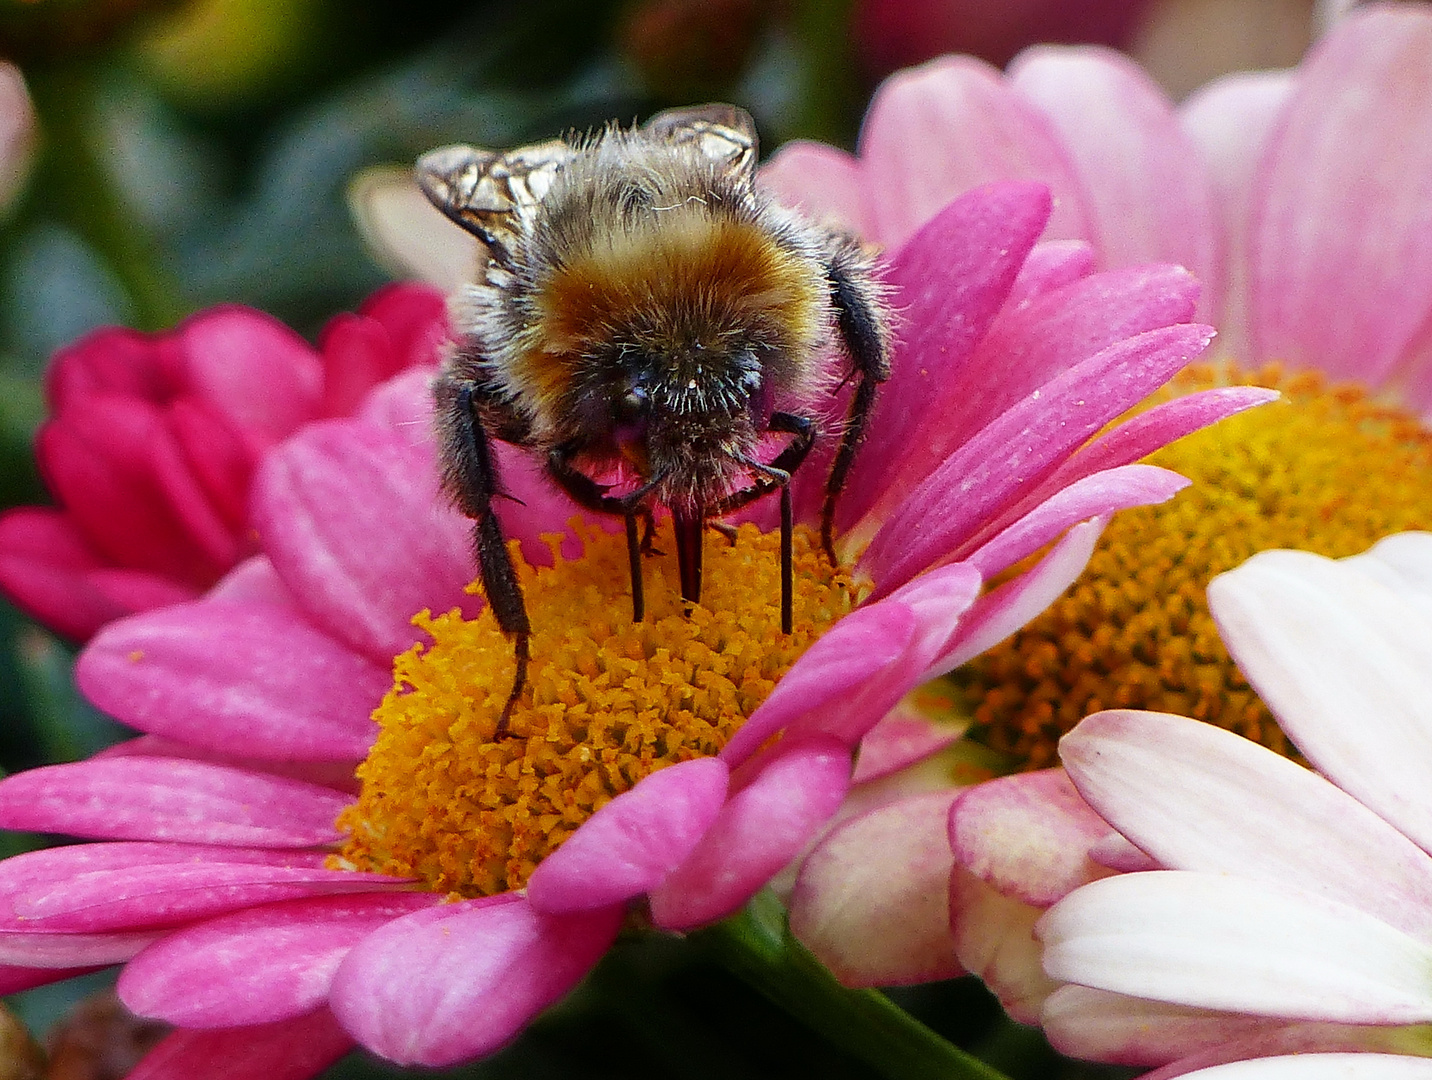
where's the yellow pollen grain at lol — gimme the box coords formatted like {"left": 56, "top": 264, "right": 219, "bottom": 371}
{"left": 957, "top": 362, "right": 1432, "bottom": 769}
{"left": 334, "top": 521, "right": 854, "bottom": 898}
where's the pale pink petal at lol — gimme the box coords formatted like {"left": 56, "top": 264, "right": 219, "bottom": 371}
{"left": 206, "top": 555, "right": 298, "bottom": 609}
{"left": 0, "top": 757, "right": 352, "bottom": 847}
{"left": 1248, "top": 8, "right": 1432, "bottom": 388}
{"left": 1043, "top": 985, "right": 1309, "bottom": 1067}
{"left": 1163, "top": 1056, "right": 1432, "bottom": 1080}
{"left": 836, "top": 181, "right": 1053, "bottom": 534}
{"left": 1010, "top": 46, "right": 1222, "bottom": 319}
{"left": 1209, "top": 549, "right": 1432, "bottom": 864}
{"left": 949, "top": 768, "right": 1114, "bottom": 905}
{"left": 1062, "top": 710, "right": 1432, "bottom": 940}
{"left": 119, "top": 893, "right": 440, "bottom": 1027}
{"left": 860, "top": 55, "right": 1091, "bottom": 248}
{"left": 650, "top": 737, "right": 852, "bottom": 930}
{"left": 948, "top": 867, "right": 1057, "bottom": 1026}
{"left": 937, "top": 517, "right": 1104, "bottom": 671}
{"left": 1005, "top": 240, "right": 1097, "bottom": 306}
{"left": 757, "top": 142, "right": 872, "bottom": 236}
{"left": 0, "top": 931, "right": 161, "bottom": 968}
{"left": 1041, "top": 871, "right": 1432, "bottom": 1024}
{"left": 1141, "top": 1034, "right": 1432, "bottom": 1080}
{"left": 789, "top": 790, "right": 960, "bottom": 986}
{"left": 78, "top": 601, "right": 385, "bottom": 761}
{"left": 253, "top": 418, "right": 477, "bottom": 664}
{"left": 863, "top": 322, "right": 1216, "bottom": 594}
{"left": 329, "top": 895, "right": 622, "bottom": 1066}
{"left": 720, "top": 602, "right": 916, "bottom": 767}
{"left": 526, "top": 757, "right": 729, "bottom": 913}
{"left": 127, "top": 1007, "right": 352, "bottom": 1080}
{"left": 1179, "top": 69, "right": 1297, "bottom": 358}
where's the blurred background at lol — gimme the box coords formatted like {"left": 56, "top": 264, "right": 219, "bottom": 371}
{"left": 0, "top": 0, "right": 1321, "bottom": 1076}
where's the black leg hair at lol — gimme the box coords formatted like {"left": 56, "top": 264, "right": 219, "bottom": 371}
{"left": 624, "top": 511, "right": 645, "bottom": 623}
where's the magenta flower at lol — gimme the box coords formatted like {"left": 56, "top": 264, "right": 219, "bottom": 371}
{"left": 0, "top": 176, "right": 1260, "bottom": 1075}
{"left": 0, "top": 283, "right": 447, "bottom": 641}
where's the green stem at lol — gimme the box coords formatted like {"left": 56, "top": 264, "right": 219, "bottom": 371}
{"left": 25, "top": 63, "right": 190, "bottom": 331}
{"left": 695, "top": 892, "right": 1013, "bottom": 1080}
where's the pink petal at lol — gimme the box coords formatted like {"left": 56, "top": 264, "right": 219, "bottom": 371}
{"left": 720, "top": 602, "right": 916, "bottom": 767}
{"left": 526, "top": 757, "right": 729, "bottom": 913}
{"left": 354, "top": 282, "right": 447, "bottom": 372}
{"left": 329, "top": 895, "right": 622, "bottom": 1066}
{"left": 757, "top": 141, "right": 873, "bottom": 236}
{"left": 788, "top": 790, "right": 961, "bottom": 986}
{"left": 315, "top": 314, "right": 397, "bottom": 420}
{"left": 1005, "top": 239, "right": 1097, "bottom": 306}
{"left": 937, "top": 517, "right": 1104, "bottom": 671}
{"left": 252, "top": 418, "right": 477, "bottom": 665}
{"left": 836, "top": 180, "right": 1052, "bottom": 534}
{"left": 119, "top": 893, "right": 440, "bottom": 1027}
{"left": 127, "top": 1007, "right": 352, "bottom": 1080}
{"left": 1179, "top": 69, "right": 1297, "bottom": 359}
{"left": 95, "top": 735, "right": 360, "bottom": 795}
{"left": 0, "top": 757, "right": 351, "bottom": 846}
{"left": 1062, "top": 710, "right": 1432, "bottom": 941}
{"left": 0, "top": 929, "right": 161, "bottom": 968}
{"left": 949, "top": 768, "right": 1114, "bottom": 906}
{"left": 1040, "top": 871, "right": 1432, "bottom": 1024}
{"left": 0, "top": 963, "right": 104, "bottom": 994}
{"left": 77, "top": 601, "right": 385, "bottom": 761}
{"left": 1208, "top": 548, "right": 1432, "bottom": 867}
{"left": 859, "top": 55, "right": 1091, "bottom": 248}
{"left": 1010, "top": 46, "right": 1222, "bottom": 319}
{"left": 850, "top": 696, "right": 968, "bottom": 785}
{"left": 1248, "top": 7, "right": 1432, "bottom": 389}
{"left": 174, "top": 306, "right": 324, "bottom": 443}
{"left": 206, "top": 555, "right": 298, "bottom": 609}
{"left": 863, "top": 322, "right": 1216, "bottom": 594}
{"left": 948, "top": 866, "right": 1057, "bottom": 1026}
{"left": 650, "top": 736, "right": 852, "bottom": 930}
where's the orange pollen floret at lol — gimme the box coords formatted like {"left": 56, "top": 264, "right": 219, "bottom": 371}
{"left": 333, "top": 520, "right": 855, "bottom": 898}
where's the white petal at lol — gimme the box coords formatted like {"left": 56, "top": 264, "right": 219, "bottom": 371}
{"left": 1178, "top": 1055, "right": 1432, "bottom": 1080}
{"left": 348, "top": 166, "right": 480, "bottom": 291}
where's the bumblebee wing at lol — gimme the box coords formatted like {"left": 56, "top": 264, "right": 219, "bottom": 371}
{"left": 643, "top": 104, "right": 758, "bottom": 178}
{"left": 415, "top": 139, "right": 576, "bottom": 261}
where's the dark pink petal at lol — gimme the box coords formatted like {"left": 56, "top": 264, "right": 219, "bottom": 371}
{"left": 937, "top": 518, "right": 1104, "bottom": 672}
{"left": 95, "top": 735, "right": 360, "bottom": 795}
{"left": 1006, "top": 239, "right": 1097, "bottom": 306}
{"left": 757, "top": 141, "right": 873, "bottom": 237}
{"left": 329, "top": 895, "right": 622, "bottom": 1066}
{"left": 252, "top": 418, "right": 477, "bottom": 664}
{"left": 859, "top": 55, "right": 1091, "bottom": 248}
{"left": 526, "top": 757, "right": 729, "bottom": 913}
{"left": 789, "top": 790, "right": 961, "bottom": 986}
{"left": 0, "top": 963, "right": 104, "bottom": 994}
{"left": 354, "top": 281, "right": 447, "bottom": 371}
{"left": 165, "top": 397, "right": 258, "bottom": 533}
{"left": 318, "top": 315, "right": 401, "bottom": 419}
{"left": 649, "top": 736, "right": 852, "bottom": 930}
{"left": 835, "top": 181, "right": 1052, "bottom": 533}
{"left": 119, "top": 893, "right": 440, "bottom": 1027}
{"left": 851, "top": 698, "right": 968, "bottom": 784}
{"left": 173, "top": 306, "right": 324, "bottom": 443}
{"left": 1249, "top": 7, "right": 1432, "bottom": 390}
{"left": 965, "top": 464, "right": 1188, "bottom": 578}
{"left": 949, "top": 768, "right": 1114, "bottom": 906}
{"left": 0, "top": 757, "right": 351, "bottom": 847}
{"left": 127, "top": 1007, "right": 352, "bottom": 1080}
{"left": 77, "top": 601, "right": 385, "bottom": 761}
{"left": 46, "top": 325, "right": 177, "bottom": 409}
{"left": 1010, "top": 46, "right": 1222, "bottom": 319}
{"left": 720, "top": 602, "right": 916, "bottom": 767}
{"left": 863, "top": 322, "right": 1215, "bottom": 594}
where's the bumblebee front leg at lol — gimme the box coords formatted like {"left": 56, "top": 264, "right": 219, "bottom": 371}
{"left": 821, "top": 238, "right": 892, "bottom": 561}
{"left": 442, "top": 383, "right": 531, "bottom": 739}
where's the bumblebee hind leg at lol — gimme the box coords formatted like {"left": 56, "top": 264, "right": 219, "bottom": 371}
{"left": 437, "top": 376, "right": 531, "bottom": 739}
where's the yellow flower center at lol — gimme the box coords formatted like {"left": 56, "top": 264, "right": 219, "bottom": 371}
{"left": 957, "top": 362, "right": 1432, "bottom": 770}
{"left": 334, "top": 521, "right": 855, "bottom": 897}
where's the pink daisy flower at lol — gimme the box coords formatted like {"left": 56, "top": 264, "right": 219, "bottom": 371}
{"left": 0, "top": 282, "right": 447, "bottom": 641}
{"left": 794, "top": 2, "right": 1432, "bottom": 991}
{"left": 0, "top": 174, "right": 1261, "bottom": 1076}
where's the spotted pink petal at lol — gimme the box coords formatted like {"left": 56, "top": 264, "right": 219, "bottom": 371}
{"left": 757, "top": 141, "right": 872, "bottom": 236}
{"left": 789, "top": 789, "right": 961, "bottom": 986}
{"left": 859, "top": 55, "right": 1091, "bottom": 248}
{"left": 252, "top": 418, "right": 477, "bottom": 665}
{"left": 949, "top": 768, "right": 1114, "bottom": 906}
{"left": 649, "top": 736, "right": 852, "bottom": 930}
{"left": 126, "top": 1007, "right": 353, "bottom": 1080}
{"left": 0, "top": 757, "right": 352, "bottom": 847}
{"left": 527, "top": 756, "right": 729, "bottom": 913}
{"left": 1249, "top": 7, "right": 1432, "bottom": 393}
{"left": 1005, "top": 240, "right": 1097, "bottom": 306}
{"left": 329, "top": 895, "right": 622, "bottom": 1066}
{"left": 1009, "top": 46, "right": 1222, "bottom": 318}
{"left": 119, "top": 893, "right": 441, "bottom": 1027}
{"left": 77, "top": 601, "right": 385, "bottom": 761}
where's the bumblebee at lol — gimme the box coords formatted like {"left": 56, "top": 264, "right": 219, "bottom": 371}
{"left": 418, "top": 104, "right": 891, "bottom": 733}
